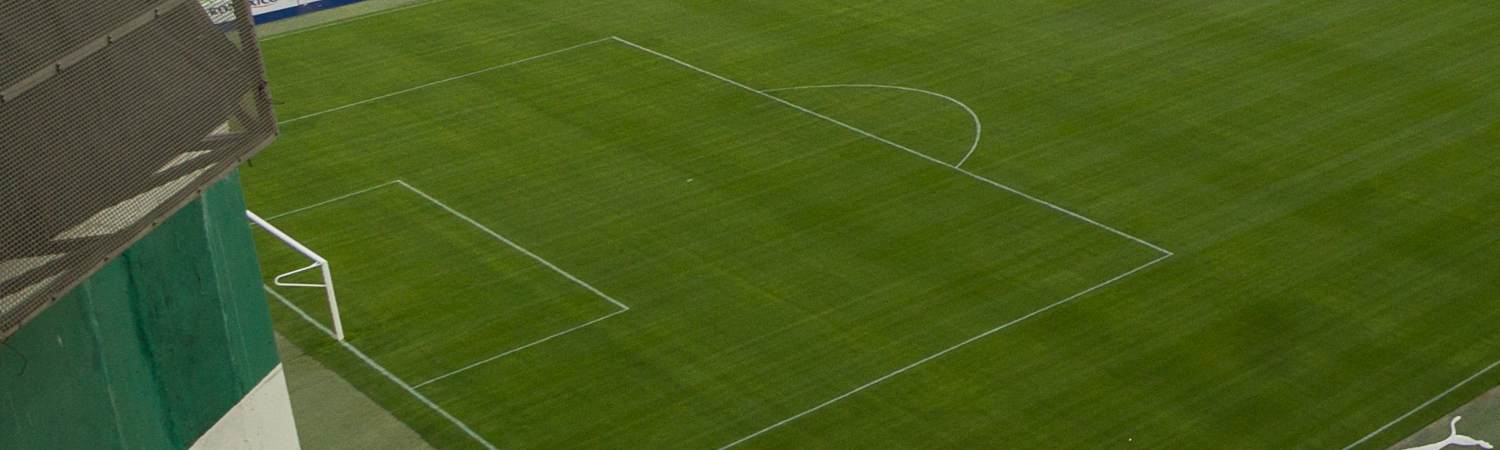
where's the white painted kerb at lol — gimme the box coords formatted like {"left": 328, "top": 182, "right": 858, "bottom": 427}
{"left": 189, "top": 364, "right": 302, "bottom": 450}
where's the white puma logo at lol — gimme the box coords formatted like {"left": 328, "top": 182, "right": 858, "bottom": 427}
{"left": 1406, "top": 417, "right": 1494, "bottom": 450}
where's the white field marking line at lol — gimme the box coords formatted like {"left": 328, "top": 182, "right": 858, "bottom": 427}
{"left": 412, "top": 308, "right": 629, "bottom": 389}
{"left": 762, "top": 84, "right": 984, "bottom": 168}
{"left": 608, "top": 36, "right": 1172, "bottom": 257}
{"left": 391, "top": 179, "right": 631, "bottom": 386}
{"left": 264, "top": 285, "right": 498, "bottom": 450}
{"left": 261, "top": 179, "right": 631, "bottom": 387}
{"left": 265, "top": 38, "right": 1175, "bottom": 442}
{"left": 277, "top": 37, "right": 612, "bottom": 125}
{"left": 263, "top": 180, "right": 400, "bottom": 221}
{"left": 1342, "top": 357, "right": 1500, "bottom": 450}
{"left": 718, "top": 252, "right": 1173, "bottom": 449}
{"left": 391, "top": 180, "right": 630, "bottom": 311}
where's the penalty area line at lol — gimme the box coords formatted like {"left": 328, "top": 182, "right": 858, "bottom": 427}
{"left": 277, "top": 37, "right": 613, "bottom": 125}
{"left": 263, "top": 180, "right": 400, "bottom": 221}
{"left": 608, "top": 36, "right": 1171, "bottom": 257}
{"left": 718, "top": 252, "right": 1173, "bottom": 448}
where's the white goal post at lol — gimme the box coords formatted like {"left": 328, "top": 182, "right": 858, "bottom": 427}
{"left": 246, "top": 210, "right": 345, "bottom": 341}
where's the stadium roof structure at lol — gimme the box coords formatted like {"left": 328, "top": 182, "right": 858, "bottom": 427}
{"left": 0, "top": 0, "right": 277, "bottom": 339}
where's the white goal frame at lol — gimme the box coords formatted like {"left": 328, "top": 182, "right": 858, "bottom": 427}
{"left": 247, "top": 210, "right": 345, "bottom": 341}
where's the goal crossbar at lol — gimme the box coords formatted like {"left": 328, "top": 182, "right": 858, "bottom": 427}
{"left": 246, "top": 210, "right": 345, "bottom": 341}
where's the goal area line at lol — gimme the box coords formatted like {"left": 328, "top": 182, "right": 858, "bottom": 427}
{"left": 257, "top": 178, "right": 630, "bottom": 375}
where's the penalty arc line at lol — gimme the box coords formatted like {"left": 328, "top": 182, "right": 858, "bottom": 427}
{"left": 264, "top": 286, "right": 499, "bottom": 450}
{"left": 762, "top": 84, "right": 984, "bottom": 168}
{"left": 718, "top": 252, "right": 1173, "bottom": 448}
{"left": 608, "top": 36, "right": 1171, "bottom": 257}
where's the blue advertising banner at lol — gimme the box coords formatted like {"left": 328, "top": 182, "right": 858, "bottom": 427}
{"left": 201, "top": 0, "right": 368, "bottom": 24}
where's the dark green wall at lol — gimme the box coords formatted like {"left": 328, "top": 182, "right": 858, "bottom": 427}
{"left": 0, "top": 171, "right": 280, "bottom": 449}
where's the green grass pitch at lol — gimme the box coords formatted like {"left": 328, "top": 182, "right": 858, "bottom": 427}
{"left": 241, "top": 1, "right": 1500, "bottom": 448}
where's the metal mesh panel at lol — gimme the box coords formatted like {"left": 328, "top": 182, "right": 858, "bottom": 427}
{"left": 0, "top": 0, "right": 276, "bottom": 339}
{"left": 0, "top": 0, "right": 161, "bottom": 90}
